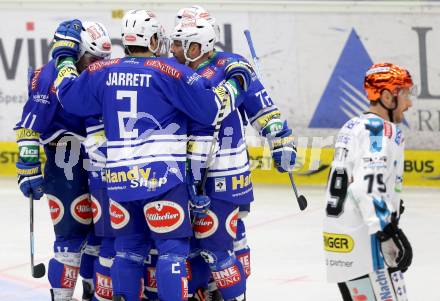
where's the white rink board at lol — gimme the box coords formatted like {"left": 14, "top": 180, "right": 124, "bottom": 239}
{"left": 0, "top": 178, "right": 439, "bottom": 300}
{"left": 1, "top": 2, "right": 440, "bottom": 148}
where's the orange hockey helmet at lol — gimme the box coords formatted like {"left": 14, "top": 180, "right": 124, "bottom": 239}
{"left": 364, "top": 63, "right": 414, "bottom": 101}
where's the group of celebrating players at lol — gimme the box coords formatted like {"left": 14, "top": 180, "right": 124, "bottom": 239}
{"left": 14, "top": 4, "right": 415, "bottom": 301}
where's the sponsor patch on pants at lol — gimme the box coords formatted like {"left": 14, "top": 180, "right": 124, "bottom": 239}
{"left": 47, "top": 194, "right": 64, "bottom": 225}
{"left": 146, "top": 267, "right": 157, "bottom": 292}
{"left": 144, "top": 200, "right": 185, "bottom": 233}
{"left": 237, "top": 252, "right": 251, "bottom": 278}
{"left": 71, "top": 194, "right": 92, "bottom": 225}
{"left": 182, "top": 277, "right": 188, "bottom": 299}
{"left": 212, "top": 265, "right": 241, "bottom": 289}
{"left": 110, "top": 200, "right": 130, "bottom": 229}
{"left": 61, "top": 265, "right": 79, "bottom": 289}
{"left": 194, "top": 210, "right": 219, "bottom": 239}
{"left": 95, "top": 272, "right": 113, "bottom": 300}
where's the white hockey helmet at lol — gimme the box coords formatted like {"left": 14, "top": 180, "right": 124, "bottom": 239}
{"left": 175, "top": 5, "right": 220, "bottom": 41}
{"left": 170, "top": 17, "right": 216, "bottom": 63}
{"left": 121, "top": 9, "right": 162, "bottom": 53}
{"left": 79, "top": 21, "right": 112, "bottom": 59}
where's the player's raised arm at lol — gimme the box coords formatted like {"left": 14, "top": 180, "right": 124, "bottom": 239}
{"left": 51, "top": 20, "right": 103, "bottom": 117}
{"left": 157, "top": 58, "right": 253, "bottom": 126}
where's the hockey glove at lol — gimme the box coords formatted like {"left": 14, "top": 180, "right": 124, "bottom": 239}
{"left": 187, "top": 183, "right": 211, "bottom": 219}
{"left": 16, "top": 128, "right": 44, "bottom": 200}
{"left": 377, "top": 223, "right": 413, "bottom": 272}
{"left": 224, "top": 60, "right": 254, "bottom": 92}
{"left": 52, "top": 19, "right": 82, "bottom": 62}
{"left": 16, "top": 161, "right": 44, "bottom": 200}
{"left": 265, "top": 121, "right": 297, "bottom": 173}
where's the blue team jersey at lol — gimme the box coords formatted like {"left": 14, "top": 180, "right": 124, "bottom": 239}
{"left": 56, "top": 56, "right": 241, "bottom": 202}
{"left": 15, "top": 60, "right": 86, "bottom": 143}
{"left": 84, "top": 116, "right": 107, "bottom": 190}
{"left": 188, "top": 51, "right": 280, "bottom": 204}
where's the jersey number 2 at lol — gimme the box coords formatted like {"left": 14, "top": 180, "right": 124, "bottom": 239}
{"left": 116, "top": 90, "right": 138, "bottom": 139}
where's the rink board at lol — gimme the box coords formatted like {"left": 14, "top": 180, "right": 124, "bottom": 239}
{"left": 1, "top": 141, "right": 439, "bottom": 187}
{"left": 248, "top": 147, "right": 440, "bottom": 187}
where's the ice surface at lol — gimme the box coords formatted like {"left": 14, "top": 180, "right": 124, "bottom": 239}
{"left": 0, "top": 178, "right": 438, "bottom": 300}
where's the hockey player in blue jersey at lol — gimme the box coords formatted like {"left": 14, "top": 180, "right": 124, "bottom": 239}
{"left": 50, "top": 10, "right": 253, "bottom": 301}
{"left": 170, "top": 13, "right": 297, "bottom": 301}
{"left": 83, "top": 116, "right": 116, "bottom": 301}
{"left": 83, "top": 23, "right": 170, "bottom": 301}
{"left": 15, "top": 21, "right": 112, "bottom": 300}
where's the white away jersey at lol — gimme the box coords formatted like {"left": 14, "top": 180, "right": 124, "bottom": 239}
{"left": 323, "top": 113, "right": 404, "bottom": 282}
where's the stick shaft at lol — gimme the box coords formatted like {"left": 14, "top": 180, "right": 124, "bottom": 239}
{"left": 200, "top": 92, "right": 229, "bottom": 193}
{"left": 29, "top": 194, "right": 35, "bottom": 273}
{"left": 243, "top": 30, "right": 263, "bottom": 79}
{"left": 244, "top": 29, "right": 307, "bottom": 210}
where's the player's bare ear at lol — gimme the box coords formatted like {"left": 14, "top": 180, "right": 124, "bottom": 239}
{"left": 189, "top": 42, "right": 201, "bottom": 58}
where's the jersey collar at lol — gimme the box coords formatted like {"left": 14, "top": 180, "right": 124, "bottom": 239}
{"left": 195, "top": 51, "right": 218, "bottom": 71}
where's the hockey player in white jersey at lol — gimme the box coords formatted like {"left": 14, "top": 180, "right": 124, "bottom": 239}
{"left": 324, "top": 63, "right": 415, "bottom": 301}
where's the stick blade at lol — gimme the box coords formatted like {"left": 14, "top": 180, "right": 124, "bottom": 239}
{"left": 32, "top": 263, "right": 46, "bottom": 278}
{"left": 298, "top": 195, "right": 308, "bottom": 211}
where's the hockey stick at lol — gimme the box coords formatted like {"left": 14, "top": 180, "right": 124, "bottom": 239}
{"left": 191, "top": 91, "right": 229, "bottom": 224}
{"left": 29, "top": 193, "right": 46, "bottom": 278}
{"left": 243, "top": 29, "right": 307, "bottom": 211}
{"left": 199, "top": 91, "right": 229, "bottom": 193}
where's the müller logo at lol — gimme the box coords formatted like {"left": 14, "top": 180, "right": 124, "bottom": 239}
{"left": 194, "top": 210, "right": 219, "bottom": 239}
{"left": 144, "top": 201, "right": 185, "bottom": 233}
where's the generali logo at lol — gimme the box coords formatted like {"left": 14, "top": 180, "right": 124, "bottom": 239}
{"left": 47, "top": 194, "right": 64, "bottom": 225}
{"left": 144, "top": 200, "right": 185, "bottom": 233}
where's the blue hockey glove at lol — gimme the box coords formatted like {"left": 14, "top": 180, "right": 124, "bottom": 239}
{"left": 52, "top": 19, "right": 82, "bottom": 62}
{"left": 16, "top": 161, "right": 44, "bottom": 200}
{"left": 265, "top": 121, "right": 297, "bottom": 173}
{"left": 224, "top": 60, "right": 254, "bottom": 92}
{"left": 187, "top": 183, "right": 211, "bottom": 219}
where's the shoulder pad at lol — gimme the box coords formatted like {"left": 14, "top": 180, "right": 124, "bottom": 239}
{"left": 30, "top": 68, "right": 43, "bottom": 91}
{"left": 29, "top": 62, "right": 57, "bottom": 91}
{"left": 341, "top": 117, "right": 363, "bottom": 131}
